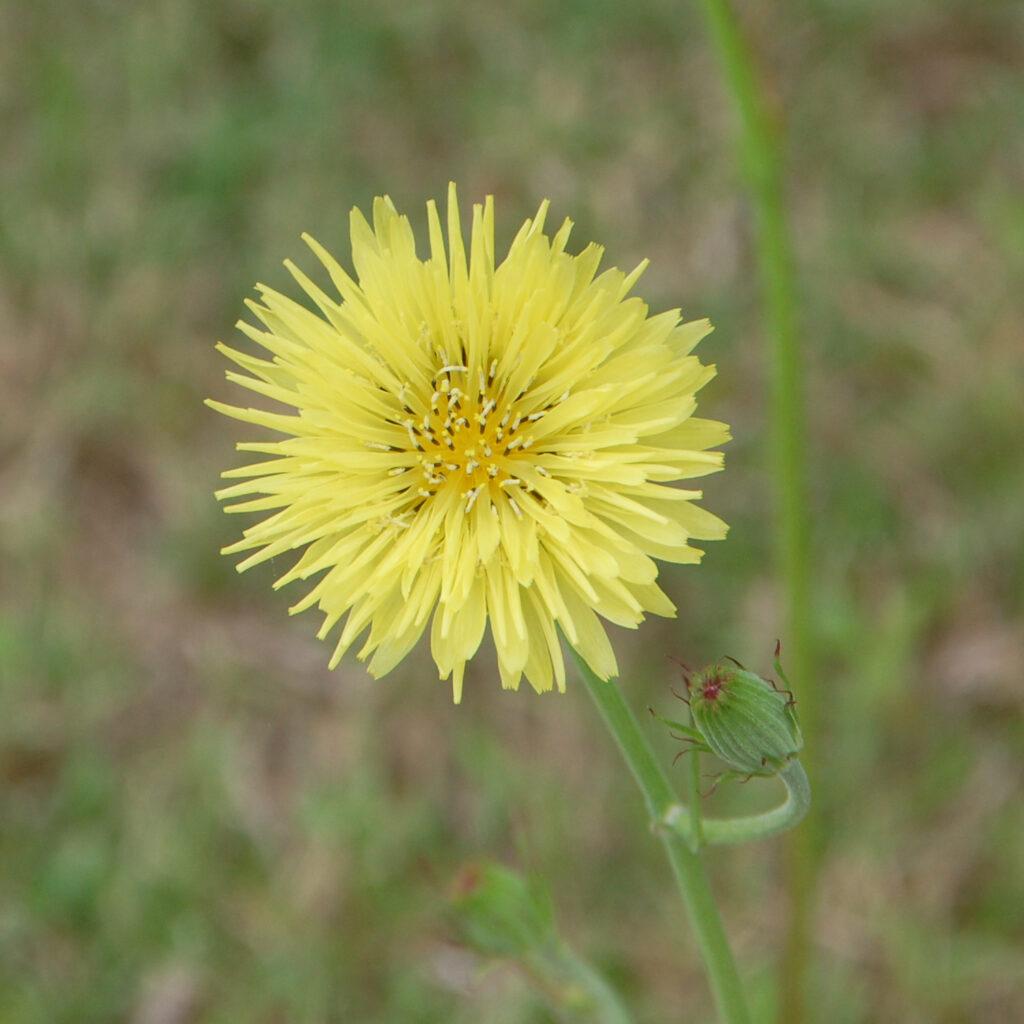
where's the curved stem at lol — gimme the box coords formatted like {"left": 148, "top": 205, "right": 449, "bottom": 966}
{"left": 570, "top": 649, "right": 752, "bottom": 1024}
{"left": 664, "top": 761, "right": 811, "bottom": 847}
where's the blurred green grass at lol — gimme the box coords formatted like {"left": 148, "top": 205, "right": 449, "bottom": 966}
{"left": 1, "top": 0, "right": 1022, "bottom": 1021}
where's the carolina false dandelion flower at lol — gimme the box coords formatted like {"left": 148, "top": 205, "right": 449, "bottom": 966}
{"left": 209, "top": 184, "right": 728, "bottom": 702}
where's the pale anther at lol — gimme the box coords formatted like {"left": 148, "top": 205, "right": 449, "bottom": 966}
{"left": 465, "top": 485, "right": 483, "bottom": 512}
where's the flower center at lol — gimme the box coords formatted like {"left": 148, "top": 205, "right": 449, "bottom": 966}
{"left": 404, "top": 361, "right": 542, "bottom": 517}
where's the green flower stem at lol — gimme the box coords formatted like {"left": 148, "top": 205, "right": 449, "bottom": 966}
{"left": 531, "top": 941, "right": 634, "bottom": 1024}
{"left": 694, "top": 0, "right": 809, "bottom": 723}
{"left": 664, "top": 760, "right": 811, "bottom": 847}
{"left": 696, "top": 3, "right": 814, "bottom": 1020}
{"left": 571, "top": 649, "right": 752, "bottom": 1024}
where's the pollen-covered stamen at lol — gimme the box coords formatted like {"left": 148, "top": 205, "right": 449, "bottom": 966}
{"left": 404, "top": 420, "right": 425, "bottom": 452}
{"left": 399, "top": 359, "right": 565, "bottom": 516}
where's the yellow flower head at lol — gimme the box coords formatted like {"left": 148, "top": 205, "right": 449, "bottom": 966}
{"left": 209, "top": 184, "right": 728, "bottom": 701}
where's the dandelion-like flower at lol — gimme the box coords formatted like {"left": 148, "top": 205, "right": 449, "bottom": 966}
{"left": 209, "top": 184, "right": 728, "bottom": 701}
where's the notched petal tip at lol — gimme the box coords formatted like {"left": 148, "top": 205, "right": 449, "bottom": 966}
{"left": 450, "top": 665, "right": 465, "bottom": 704}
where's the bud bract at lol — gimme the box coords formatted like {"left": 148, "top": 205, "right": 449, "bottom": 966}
{"left": 687, "top": 662, "right": 803, "bottom": 776}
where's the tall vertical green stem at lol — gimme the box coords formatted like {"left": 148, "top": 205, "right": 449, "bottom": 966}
{"left": 695, "top": 3, "right": 814, "bottom": 1021}
{"left": 571, "top": 650, "right": 751, "bottom": 1024}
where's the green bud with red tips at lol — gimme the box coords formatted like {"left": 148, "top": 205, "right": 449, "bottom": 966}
{"left": 684, "top": 651, "right": 803, "bottom": 777}
{"left": 448, "top": 861, "right": 557, "bottom": 959}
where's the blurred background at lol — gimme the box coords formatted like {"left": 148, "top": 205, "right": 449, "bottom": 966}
{"left": 2, "top": 0, "right": 1022, "bottom": 1021}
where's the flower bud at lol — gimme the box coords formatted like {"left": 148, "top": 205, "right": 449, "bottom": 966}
{"left": 448, "top": 861, "right": 556, "bottom": 959}
{"left": 687, "top": 660, "right": 803, "bottom": 776}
